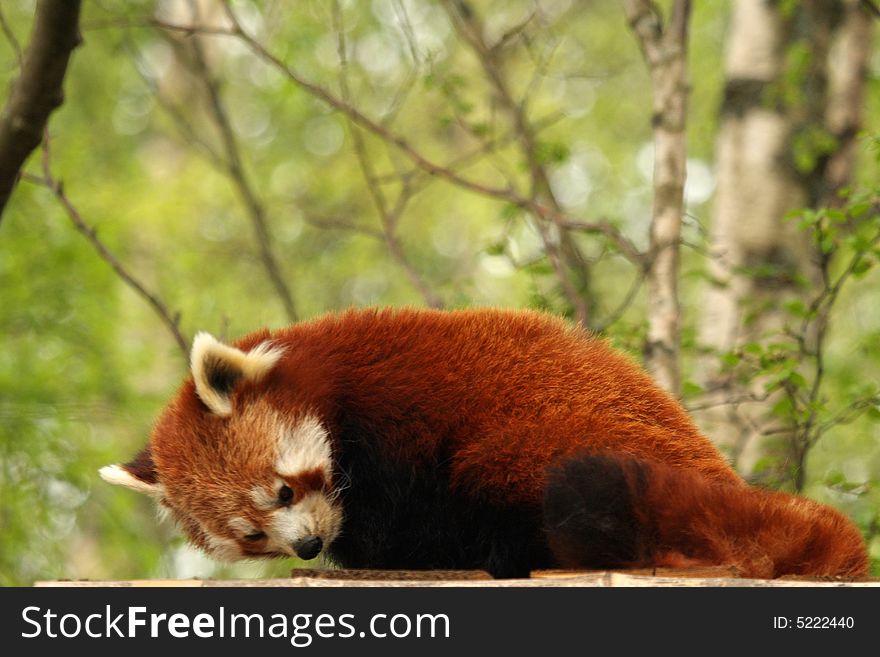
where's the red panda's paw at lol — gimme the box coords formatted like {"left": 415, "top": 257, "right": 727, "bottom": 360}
{"left": 542, "top": 452, "right": 647, "bottom": 570}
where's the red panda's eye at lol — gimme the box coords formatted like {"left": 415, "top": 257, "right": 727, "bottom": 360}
{"left": 278, "top": 485, "right": 294, "bottom": 505}
{"left": 244, "top": 532, "right": 266, "bottom": 542}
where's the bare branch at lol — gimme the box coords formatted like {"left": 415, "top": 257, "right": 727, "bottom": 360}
{"left": 299, "top": 210, "right": 384, "bottom": 239}
{"left": 29, "top": 136, "right": 189, "bottom": 359}
{"left": 442, "top": 0, "right": 591, "bottom": 325}
{"left": 127, "top": 40, "right": 225, "bottom": 167}
{"left": 212, "top": 8, "right": 559, "bottom": 225}
{"left": 391, "top": 0, "right": 421, "bottom": 65}
{"left": 685, "top": 391, "right": 771, "bottom": 414}
{"left": 333, "top": 1, "right": 444, "bottom": 309}
{"left": 82, "top": 17, "right": 235, "bottom": 37}
{"left": 557, "top": 219, "right": 646, "bottom": 268}
{"left": 624, "top": 1, "right": 663, "bottom": 62}
{"left": 860, "top": 0, "right": 880, "bottom": 18}
{"left": 182, "top": 12, "right": 298, "bottom": 322}
{"left": 0, "top": 0, "right": 82, "bottom": 221}
{"left": 815, "top": 395, "right": 880, "bottom": 440}
{"left": 490, "top": 11, "right": 536, "bottom": 54}
{"left": 107, "top": 11, "right": 611, "bottom": 306}
{"left": 119, "top": 8, "right": 645, "bottom": 327}
{"left": 593, "top": 273, "right": 645, "bottom": 334}
{"left": 0, "top": 4, "right": 23, "bottom": 65}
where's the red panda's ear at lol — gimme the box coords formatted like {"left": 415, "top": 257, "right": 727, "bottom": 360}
{"left": 99, "top": 446, "right": 164, "bottom": 497}
{"left": 190, "top": 332, "right": 285, "bottom": 417}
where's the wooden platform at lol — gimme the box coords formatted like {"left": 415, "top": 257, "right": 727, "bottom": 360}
{"left": 36, "top": 566, "right": 880, "bottom": 587}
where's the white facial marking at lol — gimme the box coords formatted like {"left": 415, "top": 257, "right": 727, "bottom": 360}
{"left": 249, "top": 485, "right": 278, "bottom": 511}
{"left": 228, "top": 516, "right": 258, "bottom": 536}
{"left": 276, "top": 415, "right": 333, "bottom": 476}
{"left": 203, "top": 529, "right": 241, "bottom": 562}
{"left": 265, "top": 416, "right": 342, "bottom": 553}
{"left": 266, "top": 492, "right": 342, "bottom": 552}
{"left": 269, "top": 504, "right": 314, "bottom": 547}
{"left": 156, "top": 502, "right": 172, "bottom": 524}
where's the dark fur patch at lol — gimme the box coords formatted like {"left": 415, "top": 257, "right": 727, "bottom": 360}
{"left": 328, "top": 418, "right": 553, "bottom": 578}
{"left": 204, "top": 354, "right": 243, "bottom": 394}
{"left": 542, "top": 452, "right": 644, "bottom": 569}
{"left": 284, "top": 468, "right": 329, "bottom": 502}
{"left": 124, "top": 445, "right": 159, "bottom": 485}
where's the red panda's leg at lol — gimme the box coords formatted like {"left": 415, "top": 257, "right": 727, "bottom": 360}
{"left": 542, "top": 452, "right": 869, "bottom": 578}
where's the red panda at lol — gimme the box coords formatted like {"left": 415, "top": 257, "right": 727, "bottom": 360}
{"left": 101, "top": 307, "right": 868, "bottom": 579}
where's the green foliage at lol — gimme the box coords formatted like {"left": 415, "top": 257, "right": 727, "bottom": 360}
{"left": 715, "top": 139, "right": 880, "bottom": 569}
{"left": 0, "top": 0, "right": 877, "bottom": 583}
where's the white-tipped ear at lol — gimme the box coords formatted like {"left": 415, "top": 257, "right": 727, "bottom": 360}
{"left": 190, "top": 332, "right": 285, "bottom": 417}
{"left": 100, "top": 464, "right": 165, "bottom": 497}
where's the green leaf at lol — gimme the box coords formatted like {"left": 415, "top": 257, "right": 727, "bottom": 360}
{"left": 783, "top": 299, "right": 808, "bottom": 318}
{"left": 787, "top": 370, "right": 808, "bottom": 390}
{"left": 721, "top": 351, "right": 741, "bottom": 368}
{"left": 772, "top": 396, "right": 794, "bottom": 417}
{"left": 535, "top": 141, "right": 570, "bottom": 165}
{"left": 485, "top": 242, "right": 506, "bottom": 256}
{"left": 851, "top": 258, "right": 872, "bottom": 278}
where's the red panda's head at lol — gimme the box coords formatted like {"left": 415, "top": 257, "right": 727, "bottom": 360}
{"left": 100, "top": 332, "right": 343, "bottom": 563}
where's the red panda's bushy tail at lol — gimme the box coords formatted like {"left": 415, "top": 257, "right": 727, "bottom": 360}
{"left": 542, "top": 452, "right": 869, "bottom": 579}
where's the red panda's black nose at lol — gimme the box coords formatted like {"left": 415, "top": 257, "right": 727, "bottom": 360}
{"left": 293, "top": 536, "right": 323, "bottom": 560}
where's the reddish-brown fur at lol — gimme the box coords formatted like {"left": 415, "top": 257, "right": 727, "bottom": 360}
{"left": 546, "top": 454, "right": 867, "bottom": 578}
{"left": 242, "top": 308, "right": 739, "bottom": 500}
{"left": 283, "top": 469, "right": 330, "bottom": 502}
{"left": 126, "top": 307, "right": 868, "bottom": 578}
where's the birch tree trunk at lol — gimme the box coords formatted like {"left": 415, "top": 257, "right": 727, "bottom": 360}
{"left": 695, "top": 0, "right": 873, "bottom": 482}
{"left": 823, "top": 0, "right": 875, "bottom": 208}
{"left": 624, "top": 0, "right": 691, "bottom": 396}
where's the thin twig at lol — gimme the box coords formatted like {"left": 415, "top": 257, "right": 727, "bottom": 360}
{"left": 333, "top": 1, "right": 444, "bottom": 308}
{"left": 685, "top": 391, "right": 771, "bottom": 414}
{"left": 442, "top": 0, "right": 591, "bottom": 325}
{"left": 299, "top": 210, "right": 384, "bottom": 239}
{"left": 0, "top": 3, "right": 23, "bottom": 66}
{"left": 184, "top": 6, "right": 298, "bottom": 322}
{"left": 594, "top": 273, "right": 645, "bottom": 333}
{"left": 31, "top": 135, "right": 189, "bottom": 359}
{"left": 82, "top": 17, "right": 236, "bottom": 36}
{"left": 126, "top": 38, "right": 225, "bottom": 167}
{"left": 558, "top": 219, "right": 647, "bottom": 268}
{"left": 106, "top": 11, "right": 611, "bottom": 292}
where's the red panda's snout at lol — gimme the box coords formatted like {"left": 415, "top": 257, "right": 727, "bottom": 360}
{"left": 254, "top": 474, "right": 343, "bottom": 561}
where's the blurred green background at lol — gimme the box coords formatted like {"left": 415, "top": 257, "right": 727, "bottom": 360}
{"left": 1, "top": 0, "right": 878, "bottom": 585}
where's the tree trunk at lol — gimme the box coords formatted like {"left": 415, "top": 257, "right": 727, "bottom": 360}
{"left": 0, "top": 0, "right": 82, "bottom": 220}
{"left": 695, "top": 0, "right": 872, "bottom": 485}
{"left": 624, "top": 0, "right": 692, "bottom": 396}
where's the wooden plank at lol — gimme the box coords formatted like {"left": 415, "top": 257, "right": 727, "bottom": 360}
{"left": 36, "top": 579, "right": 205, "bottom": 588}
{"left": 531, "top": 565, "right": 743, "bottom": 579}
{"left": 288, "top": 568, "right": 493, "bottom": 580}
{"left": 35, "top": 568, "right": 880, "bottom": 587}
